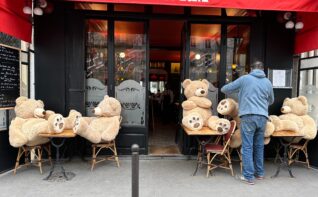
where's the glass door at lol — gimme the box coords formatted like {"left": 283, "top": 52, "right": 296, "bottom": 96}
{"left": 114, "top": 21, "right": 147, "bottom": 126}
{"left": 189, "top": 24, "right": 221, "bottom": 114}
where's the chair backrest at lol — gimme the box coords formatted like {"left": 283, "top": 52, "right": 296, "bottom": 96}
{"left": 222, "top": 120, "right": 236, "bottom": 154}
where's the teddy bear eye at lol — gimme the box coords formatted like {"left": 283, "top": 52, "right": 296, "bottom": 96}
{"left": 196, "top": 117, "right": 199, "bottom": 120}
{"left": 192, "top": 117, "right": 196, "bottom": 120}
{"left": 219, "top": 123, "right": 222, "bottom": 126}
{"left": 189, "top": 120, "right": 192, "bottom": 123}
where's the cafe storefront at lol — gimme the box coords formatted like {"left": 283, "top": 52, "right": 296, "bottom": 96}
{"left": 1, "top": 0, "right": 318, "bottom": 169}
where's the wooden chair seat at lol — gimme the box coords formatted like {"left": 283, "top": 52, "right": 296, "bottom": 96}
{"left": 206, "top": 144, "right": 224, "bottom": 152}
{"left": 91, "top": 140, "right": 120, "bottom": 171}
{"left": 13, "top": 143, "right": 51, "bottom": 175}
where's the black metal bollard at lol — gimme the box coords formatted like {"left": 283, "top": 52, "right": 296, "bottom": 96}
{"left": 132, "top": 144, "right": 139, "bottom": 197}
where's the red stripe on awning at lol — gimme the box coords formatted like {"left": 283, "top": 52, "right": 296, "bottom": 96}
{"left": 0, "top": 0, "right": 32, "bottom": 42}
{"left": 295, "top": 12, "right": 318, "bottom": 54}
{"left": 68, "top": 0, "right": 318, "bottom": 12}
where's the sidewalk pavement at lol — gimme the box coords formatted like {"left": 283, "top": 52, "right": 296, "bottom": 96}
{"left": 0, "top": 157, "right": 317, "bottom": 197}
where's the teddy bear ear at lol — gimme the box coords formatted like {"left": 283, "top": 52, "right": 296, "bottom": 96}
{"left": 283, "top": 97, "right": 290, "bottom": 102}
{"left": 201, "top": 79, "right": 209, "bottom": 86}
{"left": 104, "top": 95, "right": 109, "bottom": 99}
{"left": 37, "top": 100, "right": 44, "bottom": 107}
{"left": 15, "top": 96, "right": 28, "bottom": 105}
{"left": 182, "top": 79, "right": 192, "bottom": 88}
{"left": 298, "top": 96, "right": 307, "bottom": 105}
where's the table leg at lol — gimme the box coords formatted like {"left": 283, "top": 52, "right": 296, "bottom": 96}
{"left": 193, "top": 136, "right": 213, "bottom": 176}
{"left": 272, "top": 138, "right": 295, "bottom": 178}
{"left": 44, "top": 138, "right": 69, "bottom": 180}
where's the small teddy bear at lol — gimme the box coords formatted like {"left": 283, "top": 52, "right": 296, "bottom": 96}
{"left": 73, "top": 95, "right": 121, "bottom": 143}
{"left": 181, "top": 79, "right": 231, "bottom": 134}
{"left": 217, "top": 98, "right": 275, "bottom": 147}
{"left": 9, "top": 96, "right": 65, "bottom": 148}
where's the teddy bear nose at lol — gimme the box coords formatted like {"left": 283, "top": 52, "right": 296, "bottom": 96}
{"left": 42, "top": 111, "right": 46, "bottom": 115}
{"left": 200, "top": 90, "right": 205, "bottom": 94}
{"left": 281, "top": 107, "right": 284, "bottom": 112}
{"left": 92, "top": 109, "right": 95, "bottom": 114}
{"left": 217, "top": 127, "right": 223, "bottom": 132}
{"left": 194, "top": 123, "right": 200, "bottom": 128}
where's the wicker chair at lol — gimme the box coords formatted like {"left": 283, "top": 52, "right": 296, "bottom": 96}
{"left": 13, "top": 143, "right": 51, "bottom": 175}
{"left": 288, "top": 139, "right": 310, "bottom": 168}
{"left": 91, "top": 116, "right": 122, "bottom": 171}
{"left": 206, "top": 120, "right": 236, "bottom": 177}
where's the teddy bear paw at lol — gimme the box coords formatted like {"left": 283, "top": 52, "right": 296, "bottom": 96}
{"left": 53, "top": 114, "right": 65, "bottom": 133}
{"left": 182, "top": 113, "right": 203, "bottom": 131}
{"left": 215, "top": 119, "right": 231, "bottom": 134}
{"left": 73, "top": 116, "right": 81, "bottom": 134}
{"left": 217, "top": 99, "right": 229, "bottom": 115}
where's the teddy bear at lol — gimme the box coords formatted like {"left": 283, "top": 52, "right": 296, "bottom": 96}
{"left": 9, "top": 96, "right": 65, "bottom": 148}
{"left": 217, "top": 98, "right": 275, "bottom": 148}
{"left": 181, "top": 79, "right": 231, "bottom": 134}
{"left": 44, "top": 109, "right": 82, "bottom": 130}
{"left": 270, "top": 96, "right": 317, "bottom": 140}
{"left": 73, "top": 95, "right": 122, "bottom": 143}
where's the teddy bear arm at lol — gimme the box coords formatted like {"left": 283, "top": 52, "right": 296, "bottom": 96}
{"left": 189, "top": 97, "right": 212, "bottom": 108}
{"left": 182, "top": 100, "right": 197, "bottom": 110}
{"left": 101, "top": 119, "right": 120, "bottom": 142}
{"left": 9, "top": 123, "right": 28, "bottom": 147}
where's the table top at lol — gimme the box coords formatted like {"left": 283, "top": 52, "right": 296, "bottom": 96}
{"left": 183, "top": 126, "right": 221, "bottom": 136}
{"left": 39, "top": 129, "right": 76, "bottom": 138}
{"left": 272, "top": 130, "right": 304, "bottom": 137}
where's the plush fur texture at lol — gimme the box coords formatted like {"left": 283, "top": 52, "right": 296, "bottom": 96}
{"left": 217, "top": 98, "right": 274, "bottom": 148}
{"left": 182, "top": 112, "right": 203, "bottom": 131}
{"left": 271, "top": 96, "right": 317, "bottom": 140}
{"left": 9, "top": 97, "right": 65, "bottom": 148}
{"left": 73, "top": 95, "right": 121, "bottom": 143}
{"left": 64, "top": 110, "right": 82, "bottom": 130}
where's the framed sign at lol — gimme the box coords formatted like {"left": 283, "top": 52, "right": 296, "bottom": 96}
{"left": 0, "top": 110, "right": 7, "bottom": 131}
{"left": 267, "top": 69, "right": 292, "bottom": 88}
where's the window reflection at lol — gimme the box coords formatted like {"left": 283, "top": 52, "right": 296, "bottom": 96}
{"left": 85, "top": 19, "right": 108, "bottom": 116}
{"left": 115, "top": 21, "right": 146, "bottom": 126}
{"left": 190, "top": 24, "right": 221, "bottom": 114}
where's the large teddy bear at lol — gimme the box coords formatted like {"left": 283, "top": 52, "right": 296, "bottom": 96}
{"left": 217, "top": 98, "right": 275, "bottom": 148}
{"left": 9, "top": 96, "right": 65, "bottom": 148}
{"left": 73, "top": 95, "right": 122, "bottom": 143}
{"left": 270, "top": 96, "right": 317, "bottom": 140}
{"left": 181, "top": 79, "right": 231, "bottom": 134}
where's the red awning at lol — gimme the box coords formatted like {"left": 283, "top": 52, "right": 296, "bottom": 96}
{"left": 295, "top": 12, "right": 318, "bottom": 54}
{"left": 0, "top": 0, "right": 32, "bottom": 42}
{"left": 69, "top": 0, "right": 318, "bottom": 12}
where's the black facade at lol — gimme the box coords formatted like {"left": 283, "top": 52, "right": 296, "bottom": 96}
{"left": 34, "top": 3, "right": 295, "bottom": 158}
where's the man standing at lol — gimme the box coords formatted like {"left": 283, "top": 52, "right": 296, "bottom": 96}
{"left": 221, "top": 61, "right": 274, "bottom": 185}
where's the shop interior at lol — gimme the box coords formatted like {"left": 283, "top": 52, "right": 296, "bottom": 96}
{"left": 148, "top": 20, "right": 184, "bottom": 155}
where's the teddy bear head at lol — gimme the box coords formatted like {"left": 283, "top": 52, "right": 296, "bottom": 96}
{"left": 14, "top": 96, "right": 46, "bottom": 119}
{"left": 281, "top": 96, "right": 308, "bottom": 116}
{"left": 182, "top": 79, "right": 209, "bottom": 99}
{"left": 217, "top": 98, "right": 239, "bottom": 117}
{"left": 93, "top": 95, "right": 121, "bottom": 117}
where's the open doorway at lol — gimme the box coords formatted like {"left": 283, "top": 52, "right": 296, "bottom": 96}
{"left": 148, "top": 20, "right": 184, "bottom": 155}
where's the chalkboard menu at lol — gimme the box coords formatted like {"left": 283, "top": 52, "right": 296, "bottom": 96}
{"left": 0, "top": 44, "right": 20, "bottom": 108}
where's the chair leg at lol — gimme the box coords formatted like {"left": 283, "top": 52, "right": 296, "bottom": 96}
{"left": 228, "top": 151, "right": 234, "bottom": 176}
{"left": 37, "top": 147, "right": 43, "bottom": 174}
{"left": 47, "top": 143, "right": 52, "bottom": 166}
{"left": 24, "top": 147, "right": 30, "bottom": 165}
{"left": 14, "top": 147, "right": 23, "bottom": 175}
{"left": 304, "top": 148, "right": 310, "bottom": 169}
{"left": 236, "top": 148, "right": 242, "bottom": 173}
{"left": 91, "top": 146, "right": 96, "bottom": 171}
{"left": 113, "top": 141, "right": 120, "bottom": 168}
{"left": 206, "top": 152, "right": 211, "bottom": 178}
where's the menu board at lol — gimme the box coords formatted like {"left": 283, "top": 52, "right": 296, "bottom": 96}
{"left": 0, "top": 44, "right": 20, "bottom": 108}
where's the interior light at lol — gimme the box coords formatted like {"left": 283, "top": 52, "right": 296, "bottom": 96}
{"left": 39, "top": 0, "right": 48, "bottom": 8}
{"left": 283, "top": 12, "right": 292, "bottom": 20}
{"left": 231, "top": 64, "right": 237, "bottom": 69}
{"left": 195, "top": 54, "right": 201, "bottom": 60}
{"left": 119, "top": 52, "right": 126, "bottom": 58}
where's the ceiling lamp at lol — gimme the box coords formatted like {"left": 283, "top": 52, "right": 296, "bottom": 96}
{"left": 282, "top": 12, "right": 304, "bottom": 31}
{"left": 23, "top": 0, "right": 49, "bottom": 16}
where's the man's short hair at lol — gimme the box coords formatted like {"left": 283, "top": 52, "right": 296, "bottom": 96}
{"left": 251, "top": 61, "right": 264, "bottom": 70}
